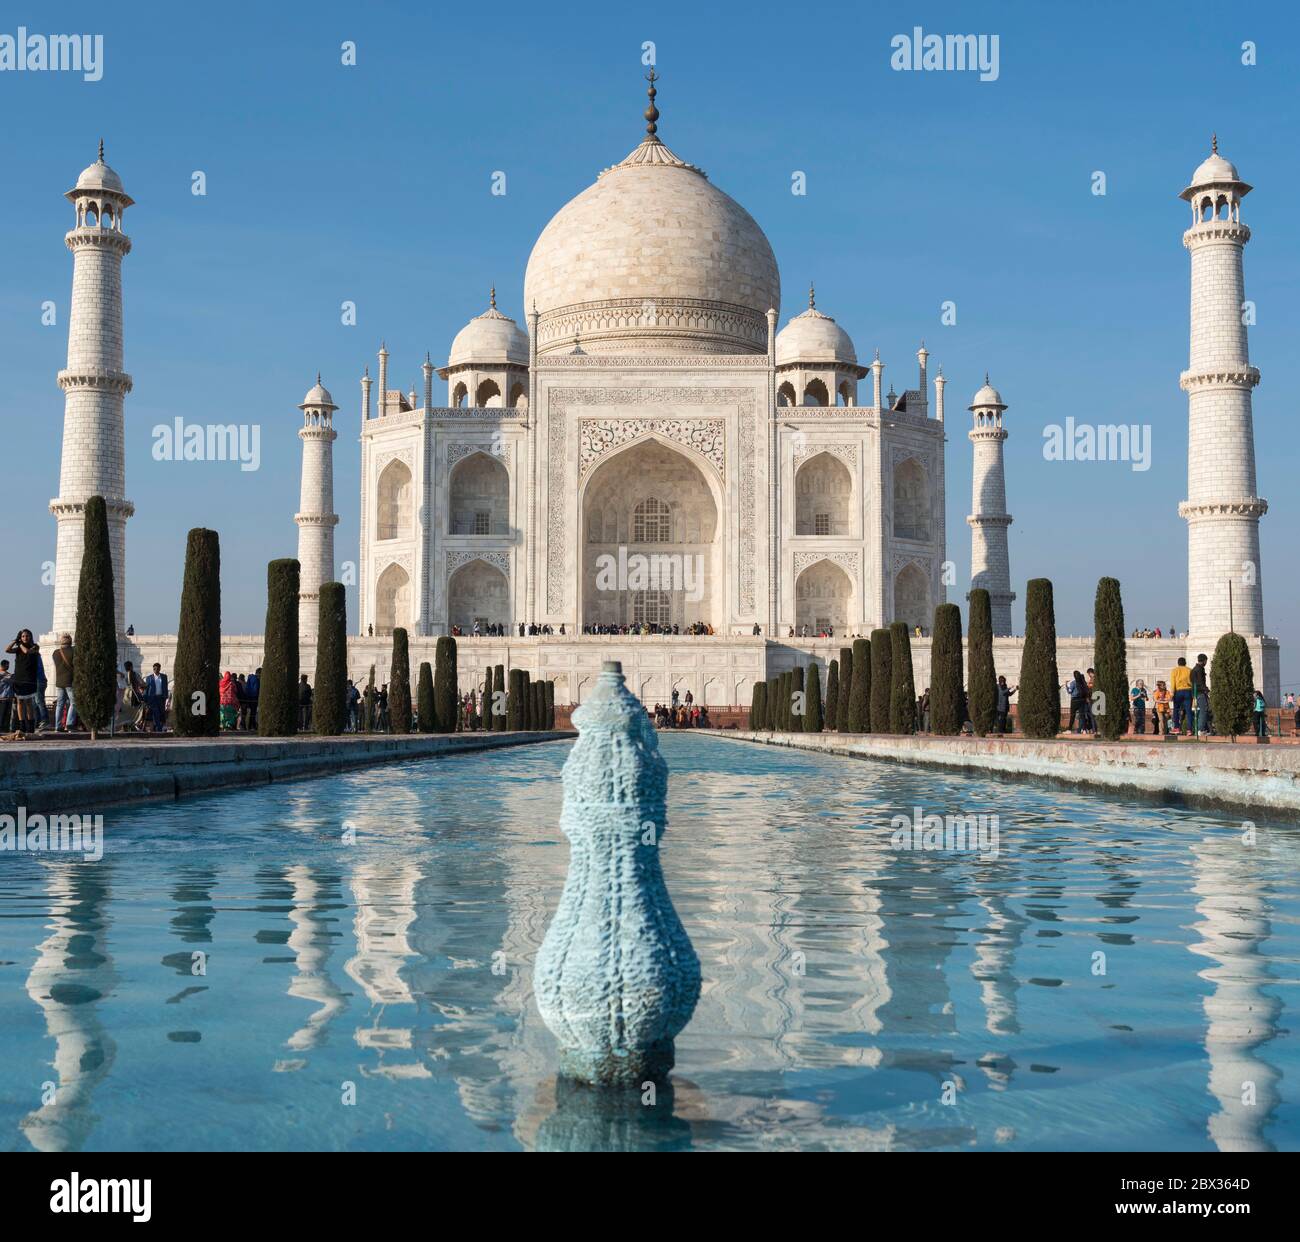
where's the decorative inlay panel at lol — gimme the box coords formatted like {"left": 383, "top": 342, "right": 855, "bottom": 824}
{"left": 374, "top": 449, "right": 413, "bottom": 473}
{"left": 578, "top": 417, "right": 725, "bottom": 478}
{"left": 447, "top": 441, "right": 512, "bottom": 469}
{"left": 792, "top": 550, "right": 859, "bottom": 580}
{"left": 891, "top": 552, "right": 932, "bottom": 575}
{"left": 793, "top": 441, "right": 859, "bottom": 470}
{"left": 447, "top": 550, "right": 510, "bottom": 576}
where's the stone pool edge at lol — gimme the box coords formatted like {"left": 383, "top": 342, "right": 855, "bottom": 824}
{"left": 0, "top": 731, "right": 576, "bottom": 817}
{"left": 704, "top": 730, "right": 1300, "bottom": 818}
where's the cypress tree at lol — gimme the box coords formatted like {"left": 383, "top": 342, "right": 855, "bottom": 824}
{"left": 967, "top": 588, "right": 998, "bottom": 737}
{"left": 545, "top": 679, "right": 556, "bottom": 729}
{"left": 493, "top": 664, "right": 506, "bottom": 731}
{"left": 1018, "top": 578, "right": 1061, "bottom": 738}
{"left": 869, "top": 630, "right": 891, "bottom": 732}
{"left": 71, "top": 495, "right": 117, "bottom": 738}
{"left": 259, "top": 558, "right": 300, "bottom": 736}
{"left": 750, "top": 680, "right": 766, "bottom": 730}
{"left": 889, "top": 622, "right": 917, "bottom": 734}
{"left": 388, "top": 628, "right": 412, "bottom": 733}
{"left": 313, "top": 582, "right": 348, "bottom": 735}
{"left": 172, "top": 527, "right": 221, "bottom": 737}
{"left": 434, "top": 636, "right": 457, "bottom": 733}
{"left": 841, "top": 637, "right": 866, "bottom": 732}
{"left": 837, "top": 646, "right": 853, "bottom": 731}
{"left": 416, "top": 661, "right": 434, "bottom": 733}
{"left": 782, "top": 670, "right": 794, "bottom": 730}
{"left": 507, "top": 668, "right": 524, "bottom": 730}
{"left": 929, "top": 604, "right": 964, "bottom": 735}
{"left": 1094, "top": 577, "right": 1131, "bottom": 740}
{"left": 534, "top": 681, "right": 546, "bottom": 731}
{"left": 824, "top": 659, "right": 839, "bottom": 731}
{"left": 790, "top": 665, "right": 805, "bottom": 732}
{"left": 805, "top": 662, "right": 823, "bottom": 733}
{"left": 1210, "top": 633, "right": 1254, "bottom": 740}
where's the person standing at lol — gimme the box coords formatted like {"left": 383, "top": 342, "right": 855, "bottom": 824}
{"left": 1253, "top": 689, "right": 1268, "bottom": 739}
{"left": 122, "top": 660, "right": 145, "bottom": 732}
{"left": 1067, "top": 670, "right": 1088, "bottom": 734}
{"left": 995, "top": 676, "right": 1017, "bottom": 734}
{"left": 0, "top": 659, "right": 12, "bottom": 733}
{"left": 144, "top": 662, "right": 169, "bottom": 733}
{"left": 219, "top": 671, "right": 239, "bottom": 731}
{"left": 1130, "top": 680, "right": 1149, "bottom": 736}
{"left": 297, "top": 674, "right": 313, "bottom": 732}
{"left": 1191, "top": 653, "right": 1210, "bottom": 737}
{"left": 1153, "top": 681, "right": 1171, "bottom": 736}
{"left": 1169, "top": 657, "right": 1193, "bottom": 734}
{"left": 246, "top": 667, "right": 261, "bottom": 731}
{"left": 5, "top": 630, "right": 41, "bottom": 736}
{"left": 52, "top": 634, "right": 77, "bottom": 731}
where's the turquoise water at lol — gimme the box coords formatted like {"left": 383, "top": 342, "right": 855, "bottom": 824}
{"left": 1, "top": 733, "right": 1296, "bottom": 1152}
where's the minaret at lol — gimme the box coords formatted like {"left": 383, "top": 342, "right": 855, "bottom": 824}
{"left": 1178, "top": 137, "right": 1266, "bottom": 638}
{"left": 967, "top": 375, "right": 1015, "bottom": 635}
{"left": 295, "top": 375, "right": 339, "bottom": 637}
{"left": 50, "top": 143, "right": 135, "bottom": 638}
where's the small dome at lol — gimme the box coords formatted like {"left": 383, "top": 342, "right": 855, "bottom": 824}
{"left": 447, "top": 292, "right": 529, "bottom": 369}
{"left": 67, "top": 142, "right": 132, "bottom": 204}
{"left": 776, "top": 293, "right": 857, "bottom": 367}
{"left": 970, "top": 378, "right": 1005, "bottom": 410}
{"left": 1180, "top": 138, "right": 1250, "bottom": 201}
{"left": 300, "top": 375, "right": 336, "bottom": 409}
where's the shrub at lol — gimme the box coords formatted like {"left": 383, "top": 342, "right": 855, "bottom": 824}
{"left": 869, "top": 631, "right": 892, "bottom": 731}
{"left": 967, "top": 588, "right": 997, "bottom": 737}
{"left": 889, "top": 622, "right": 917, "bottom": 734}
{"left": 750, "top": 680, "right": 766, "bottom": 730}
{"left": 493, "top": 664, "right": 506, "bottom": 731}
{"left": 434, "top": 636, "right": 457, "bottom": 733}
{"left": 789, "top": 665, "right": 804, "bottom": 732}
{"left": 1018, "top": 578, "right": 1060, "bottom": 738}
{"left": 929, "top": 604, "right": 964, "bottom": 735}
{"left": 1210, "top": 633, "right": 1255, "bottom": 739}
{"left": 767, "top": 676, "right": 778, "bottom": 730}
{"left": 847, "top": 638, "right": 870, "bottom": 732}
{"left": 507, "top": 668, "right": 524, "bottom": 730}
{"left": 388, "top": 628, "right": 412, "bottom": 733}
{"left": 804, "top": 662, "right": 823, "bottom": 732}
{"left": 71, "top": 495, "right": 118, "bottom": 737}
{"left": 824, "top": 659, "right": 839, "bottom": 731}
{"left": 1094, "top": 577, "right": 1131, "bottom": 740}
{"left": 545, "top": 679, "right": 555, "bottom": 729}
{"left": 416, "top": 662, "right": 434, "bottom": 732}
{"left": 172, "top": 527, "right": 221, "bottom": 737}
{"left": 837, "top": 646, "right": 853, "bottom": 730}
{"left": 313, "top": 582, "right": 348, "bottom": 735}
{"left": 258, "top": 559, "right": 300, "bottom": 736}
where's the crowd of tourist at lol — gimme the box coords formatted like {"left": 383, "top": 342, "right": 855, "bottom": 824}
{"left": 653, "top": 688, "right": 711, "bottom": 729}
{"left": 1131, "top": 626, "right": 1182, "bottom": 638}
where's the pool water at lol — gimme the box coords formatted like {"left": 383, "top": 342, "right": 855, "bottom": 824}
{"left": 1, "top": 733, "right": 1296, "bottom": 1152}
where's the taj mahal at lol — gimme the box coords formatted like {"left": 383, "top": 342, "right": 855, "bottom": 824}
{"left": 44, "top": 82, "right": 1279, "bottom": 706}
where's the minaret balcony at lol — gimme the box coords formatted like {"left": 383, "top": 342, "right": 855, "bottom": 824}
{"left": 1178, "top": 366, "right": 1259, "bottom": 391}
{"left": 65, "top": 226, "right": 132, "bottom": 255}
{"left": 1182, "top": 221, "right": 1250, "bottom": 248}
{"left": 57, "top": 367, "right": 133, "bottom": 395}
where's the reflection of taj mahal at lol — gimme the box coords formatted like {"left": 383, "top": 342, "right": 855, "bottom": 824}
{"left": 357, "top": 76, "right": 956, "bottom": 641}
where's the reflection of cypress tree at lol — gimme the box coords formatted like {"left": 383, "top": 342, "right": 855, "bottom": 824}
{"left": 416, "top": 662, "right": 434, "bottom": 733}
{"left": 869, "top": 630, "right": 891, "bottom": 732}
{"left": 889, "top": 622, "right": 917, "bottom": 734}
{"left": 1094, "top": 577, "right": 1130, "bottom": 740}
{"left": 259, "top": 559, "right": 300, "bottom": 736}
{"left": 493, "top": 664, "right": 506, "bottom": 731}
{"left": 1210, "top": 633, "right": 1254, "bottom": 739}
{"left": 172, "top": 527, "right": 221, "bottom": 737}
{"left": 967, "top": 588, "right": 998, "bottom": 737}
{"left": 750, "top": 680, "right": 766, "bottom": 730}
{"left": 804, "top": 662, "right": 823, "bottom": 732}
{"left": 824, "top": 659, "right": 839, "bottom": 731}
{"left": 837, "top": 646, "right": 853, "bottom": 730}
{"left": 388, "top": 628, "right": 412, "bottom": 733}
{"left": 847, "top": 638, "right": 870, "bottom": 732}
{"left": 434, "top": 636, "right": 457, "bottom": 733}
{"left": 1018, "top": 578, "right": 1060, "bottom": 738}
{"left": 929, "top": 603, "right": 964, "bottom": 735}
{"left": 313, "top": 583, "right": 348, "bottom": 736}
{"left": 790, "top": 665, "right": 804, "bottom": 732}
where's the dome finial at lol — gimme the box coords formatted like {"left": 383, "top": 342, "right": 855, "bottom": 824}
{"left": 489, "top": 285, "right": 496, "bottom": 309}
{"left": 644, "top": 67, "right": 660, "bottom": 140}
{"left": 985, "top": 370, "right": 990, "bottom": 384}
{"left": 97, "top": 138, "right": 104, "bottom": 162}
{"left": 1212, "top": 131, "right": 1218, "bottom": 155}
{"left": 316, "top": 370, "right": 322, "bottom": 385}
{"left": 808, "top": 281, "right": 815, "bottom": 310}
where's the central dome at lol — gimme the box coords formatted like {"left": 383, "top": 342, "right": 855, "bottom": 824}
{"left": 524, "top": 134, "right": 780, "bottom": 356}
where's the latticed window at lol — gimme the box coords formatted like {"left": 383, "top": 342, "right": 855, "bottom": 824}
{"left": 814, "top": 512, "right": 831, "bottom": 536}
{"left": 633, "top": 497, "right": 671, "bottom": 543}
{"left": 474, "top": 510, "right": 490, "bottom": 535}
{"left": 632, "top": 590, "right": 671, "bottom": 627}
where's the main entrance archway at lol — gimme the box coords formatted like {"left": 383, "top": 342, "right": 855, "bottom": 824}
{"left": 580, "top": 438, "right": 721, "bottom": 630}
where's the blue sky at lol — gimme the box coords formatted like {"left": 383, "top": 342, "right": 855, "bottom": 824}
{"left": 1, "top": 0, "right": 1295, "bottom": 686}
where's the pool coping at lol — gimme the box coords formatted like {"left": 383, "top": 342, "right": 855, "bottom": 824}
{"left": 700, "top": 730, "right": 1300, "bottom": 820}
{"left": 0, "top": 731, "right": 576, "bottom": 818}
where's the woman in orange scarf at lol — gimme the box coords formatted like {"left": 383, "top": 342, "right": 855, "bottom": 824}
{"left": 218, "top": 671, "right": 238, "bottom": 731}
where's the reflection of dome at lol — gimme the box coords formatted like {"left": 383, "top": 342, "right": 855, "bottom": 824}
{"left": 523, "top": 121, "right": 780, "bottom": 356}
{"left": 300, "top": 375, "right": 337, "bottom": 409}
{"left": 448, "top": 290, "right": 529, "bottom": 368}
{"left": 776, "top": 290, "right": 856, "bottom": 366}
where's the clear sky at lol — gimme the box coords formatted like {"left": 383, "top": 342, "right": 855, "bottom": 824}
{"left": 1, "top": 0, "right": 1295, "bottom": 687}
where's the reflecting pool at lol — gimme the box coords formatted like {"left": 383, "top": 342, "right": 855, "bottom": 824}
{"left": 1, "top": 733, "right": 1296, "bottom": 1151}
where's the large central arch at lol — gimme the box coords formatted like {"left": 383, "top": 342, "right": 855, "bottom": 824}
{"left": 579, "top": 436, "right": 723, "bottom": 630}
